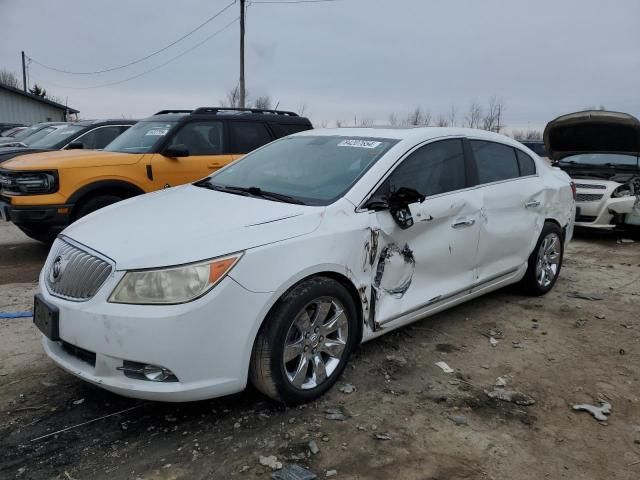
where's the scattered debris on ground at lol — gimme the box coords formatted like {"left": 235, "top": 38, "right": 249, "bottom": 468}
{"left": 572, "top": 402, "right": 612, "bottom": 422}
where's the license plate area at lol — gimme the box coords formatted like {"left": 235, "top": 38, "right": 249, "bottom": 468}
{"left": 34, "top": 294, "right": 60, "bottom": 341}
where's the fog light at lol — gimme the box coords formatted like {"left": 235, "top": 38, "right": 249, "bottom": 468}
{"left": 118, "top": 360, "right": 178, "bottom": 382}
{"left": 143, "top": 365, "right": 174, "bottom": 382}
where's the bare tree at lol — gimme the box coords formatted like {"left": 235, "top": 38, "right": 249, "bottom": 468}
{"left": 465, "top": 101, "right": 483, "bottom": 129}
{"left": 358, "top": 117, "right": 375, "bottom": 127}
{"left": 297, "top": 102, "right": 308, "bottom": 117}
{"left": 0, "top": 69, "right": 20, "bottom": 88}
{"left": 447, "top": 105, "right": 457, "bottom": 127}
{"left": 388, "top": 113, "right": 399, "bottom": 126}
{"left": 482, "top": 96, "right": 503, "bottom": 132}
{"left": 220, "top": 86, "right": 242, "bottom": 108}
{"left": 435, "top": 114, "right": 449, "bottom": 127}
{"left": 317, "top": 120, "right": 329, "bottom": 128}
{"left": 512, "top": 129, "right": 543, "bottom": 141}
{"left": 335, "top": 119, "right": 344, "bottom": 127}
{"left": 404, "top": 106, "right": 430, "bottom": 126}
{"left": 253, "top": 95, "right": 272, "bottom": 110}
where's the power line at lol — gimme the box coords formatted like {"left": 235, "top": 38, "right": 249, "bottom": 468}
{"left": 27, "top": 0, "right": 237, "bottom": 75}
{"left": 32, "top": 17, "right": 239, "bottom": 90}
{"left": 250, "top": 0, "right": 340, "bottom": 3}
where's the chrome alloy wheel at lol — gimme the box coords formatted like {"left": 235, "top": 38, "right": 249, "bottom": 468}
{"left": 283, "top": 297, "right": 349, "bottom": 390}
{"left": 536, "top": 232, "right": 561, "bottom": 288}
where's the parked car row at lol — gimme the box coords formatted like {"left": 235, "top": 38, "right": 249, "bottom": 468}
{"left": 0, "top": 107, "right": 312, "bottom": 242}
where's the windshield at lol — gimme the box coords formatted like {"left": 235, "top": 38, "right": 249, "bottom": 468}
{"left": 21, "top": 126, "right": 68, "bottom": 146}
{"left": 558, "top": 153, "right": 639, "bottom": 168}
{"left": 105, "top": 121, "right": 175, "bottom": 153}
{"left": 12, "top": 124, "right": 46, "bottom": 141}
{"left": 203, "top": 135, "right": 399, "bottom": 205}
{"left": 29, "top": 125, "right": 85, "bottom": 148}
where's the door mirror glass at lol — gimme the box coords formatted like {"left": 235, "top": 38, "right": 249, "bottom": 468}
{"left": 164, "top": 144, "right": 189, "bottom": 158}
{"left": 66, "top": 141, "right": 84, "bottom": 150}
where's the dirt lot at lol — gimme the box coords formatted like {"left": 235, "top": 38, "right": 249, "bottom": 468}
{"left": 1, "top": 220, "right": 639, "bottom": 480}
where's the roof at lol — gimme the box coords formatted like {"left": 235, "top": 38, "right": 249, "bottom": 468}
{"left": 0, "top": 83, "right": 79, "bottom": 114}
{"left": 145, "top": 107, "right": 310, "bottom": 124}
{"left": 295, "top": 126, "right": 524, "bottom": 147}
{"left": 73, "top": 119, "right": 138, "bottom": 126}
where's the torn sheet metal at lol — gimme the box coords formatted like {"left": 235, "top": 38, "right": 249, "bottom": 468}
{"left": 373, "top": 244, "right": 415, "bottom": 298}
{"left": 572, "top": 402, "right": 611, "bottom": 422}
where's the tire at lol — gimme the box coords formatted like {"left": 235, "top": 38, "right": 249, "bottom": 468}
{"left": 17, "top": 224, "right": 58, "bottom": 245}
{"left": 518, "top": 221, "right": 564, "bottom": 296}
{"left": 250, "top": 277, "right": 359, "bottom": 405}
{"left": 73, "top": 194, "right": 123, "bottom": 220}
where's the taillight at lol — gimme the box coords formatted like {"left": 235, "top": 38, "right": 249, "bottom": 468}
{"left": 570, "top": 181, "right": 577, "bottom": 200}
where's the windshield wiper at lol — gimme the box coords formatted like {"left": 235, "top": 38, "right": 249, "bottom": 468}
{"left": 195, "top": 182, "right": 306, "bottom": 205}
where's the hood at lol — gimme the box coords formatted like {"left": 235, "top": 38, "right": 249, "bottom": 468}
{"left": 544, "top": 110, "right": 640, "bottom": 160}
{"left": 64, "top": 184, "right": 324, "bottom": 270}
{"left": 0, "top": 147, "right": 51, "bottom": 164}
{"left": 1, "top": 149, "right": 144, "bottom": 171}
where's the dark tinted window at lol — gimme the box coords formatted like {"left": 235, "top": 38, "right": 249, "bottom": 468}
{"left": 271, "top": 122, "right": 311, "bottom": 138}
{"left": 383, "top": 139, "right": 466, "bottom": 197}
{"left": 73, "top": 126, "right": 129, "bottom": 149}
{"left": 471, "top": 140, "right": 519, "bottom": 184}
{"left": 516, "top": 150, "right": 536, "bottom": 176}
{"left": 168, "top": 121, "right": 224, "bottom": 155}
{"left": 230, "top": 121, "right": 272, "bottom": 153}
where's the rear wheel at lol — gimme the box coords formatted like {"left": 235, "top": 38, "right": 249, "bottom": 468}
{"left": 250, "top": 277, "right": 358, "bottom": 405}
{"left": 73, "top": 194, "right": 123, "bottom": 220}
{"left": 518, "top": 221, "right": 564, "bottom": 296}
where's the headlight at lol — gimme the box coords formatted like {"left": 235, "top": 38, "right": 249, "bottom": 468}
{"left": 109, "top": 253, "right": 242, "bottom": 305}
{"left": 0, "top": 170, "right": 58, "bottom": 195}
{"left": 612, "top": 185, "right": 632, "bottom": 198}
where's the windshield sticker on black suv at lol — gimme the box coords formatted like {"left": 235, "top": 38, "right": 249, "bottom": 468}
{"left": 337, "top": 139, "right": 382, "bottom": 149}
{"left": 145, "top": 128, "right": 169, "bottom": 136}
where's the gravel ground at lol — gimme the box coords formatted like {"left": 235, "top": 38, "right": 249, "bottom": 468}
{"left": 0, "top": 221, "right": 639, "bottom": 480}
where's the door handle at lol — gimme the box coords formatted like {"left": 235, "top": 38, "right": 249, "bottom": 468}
{"left": 452, "top": 218, "right": 476, "bottom": 228}
{"left": 525, "top": 200, "right": 541, "bottom": 208}
{"left": 207, "top": 162, "right": 224, "bottom": 169}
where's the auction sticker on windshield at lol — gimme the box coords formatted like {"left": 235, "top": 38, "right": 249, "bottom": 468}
{"left": 337, "top": 139, "right": 382, "bottom": 148}
{"left": 145, "top": 128, "right": 169, "bottom": 136}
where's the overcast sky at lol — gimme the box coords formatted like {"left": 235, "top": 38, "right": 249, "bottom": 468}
{"left": 1, "top": 0, "right": 638, "bottom": 131}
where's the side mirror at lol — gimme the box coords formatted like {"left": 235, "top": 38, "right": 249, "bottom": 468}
{"left": 164, "top": 144, "right": 189, "bottom": 158}
{"left": 387, "top": 187, "right": 426, "bottom": 230}
{"left": 66, "top": 141, "right": 84, "bottom": 150}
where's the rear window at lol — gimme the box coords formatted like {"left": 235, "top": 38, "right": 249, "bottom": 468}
{"left": 230, "top": 121, "right": 273, "bottom": 153}
{"left": 471, "top": 140, "right": 520, "bottom": 184}
{"left": 270, "top": 122, "right": 312, "bottom": 138}
{"left": 516, "top": 150, "right": 537, "bottom": 176}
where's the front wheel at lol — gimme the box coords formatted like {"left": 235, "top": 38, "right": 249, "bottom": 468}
{"left": 518, "top": 221, "right": 564, "bottom": 296}
{"left": 250, "top": 277, "right": 359, "bottom": 405}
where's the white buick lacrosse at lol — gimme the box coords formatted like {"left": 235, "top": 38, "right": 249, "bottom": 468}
{"left": 35, "top": 127, "right": 575, "bottom": 404}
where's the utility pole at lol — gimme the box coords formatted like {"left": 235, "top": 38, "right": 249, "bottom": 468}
{"left": 21, "top": 51, "right": 27, "bottom": 92}
{"left": 239, "top": 0, "right": 246, "bottom": 108}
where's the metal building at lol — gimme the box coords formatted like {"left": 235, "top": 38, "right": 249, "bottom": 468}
{"left": 0, "top": 83, "right": 79, "bottom": 125}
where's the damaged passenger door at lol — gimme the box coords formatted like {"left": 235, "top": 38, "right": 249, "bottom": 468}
{"left": 363, "top": 138, "right": 481, "bottom": 329}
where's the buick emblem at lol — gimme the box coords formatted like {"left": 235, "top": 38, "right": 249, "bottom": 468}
{"left": 50, "top": 256, "right": 64, "bottom": 283}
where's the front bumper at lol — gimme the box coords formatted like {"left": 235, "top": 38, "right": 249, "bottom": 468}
{"left": 38, "top": 268, "right": 273, "bottom": 402}
{"left": 575, "top": 196, "right": 636, "bottom": 229}
{"left": 0, "top": 199, "right": 71, "bottom": 227}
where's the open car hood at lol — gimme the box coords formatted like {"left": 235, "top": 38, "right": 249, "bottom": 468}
{"left": 544, "top": 110, "right": 640, "bottom": 161}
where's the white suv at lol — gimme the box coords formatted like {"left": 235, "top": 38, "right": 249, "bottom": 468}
{"left": 34, "top": 127, "right": 575, "bottom": 404}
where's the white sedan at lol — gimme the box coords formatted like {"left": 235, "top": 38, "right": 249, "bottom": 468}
{"left": 35, "top": 128, "right": 575, "bottom": 404}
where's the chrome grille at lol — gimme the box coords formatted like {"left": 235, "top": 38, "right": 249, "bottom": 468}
{"left": 46, "top": 240, "right": 112, "bottom": 301}
{"left": 575, "top": 183, "right": 606, "bottom": 190}
{"left": 576, "top": 193, "right": 604, "bottom": 202}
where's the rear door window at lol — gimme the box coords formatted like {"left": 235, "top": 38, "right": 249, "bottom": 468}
{"left": 470, "top": 140, "right": 520, "bottom": 184}
{"left": 516, "top": 150, "right": 537, "bottom": 176}
{"left": 74, "top": 126, "right": 129, "bottom": 149}
{"left": 270, "top": 122, "right": 311, "bottom": 138}
{"left": 230, "top": 121, "right": 273, "bottom": 153}
{"left": 167, "top": 121, "right": 224, "bottom": 155}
